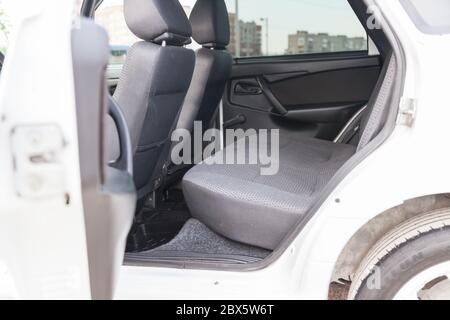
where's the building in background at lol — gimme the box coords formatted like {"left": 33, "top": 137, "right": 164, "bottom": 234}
{"left": 286, "top": 30, "right": 366, "bottom": 55}
{"left": 95, "top": 4, "right": 194, "bottom": 46}
{"left": 228, "top": 13, "right": 262, "bottom": 57}
{"left": 95, "top": 5, "right": 138, "bottom": 46}
{"left": 95, "top": 3, "right": 261, "bottom": 58}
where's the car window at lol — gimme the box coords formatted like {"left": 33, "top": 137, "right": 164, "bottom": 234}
{"left": 95, "top": 0, "right": 367, "bottom": 61}
{"left": 223, "top": 0, "right": 367, "bottom": 58}
{"left": 95, "top": 0, "right": 136, "bottom": 66}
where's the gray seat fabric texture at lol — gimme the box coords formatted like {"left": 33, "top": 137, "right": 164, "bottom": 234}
{"left": 183, "top": 135, "right": 356, "bottom": 250}
{"left": 175, "top": 0, "right": 232, "bottom": 158}
{"left": 126, "top": 219, "right": 270, "bottom": 265}
{"left": 107, "top": 0, "right": 195, "bottom": 200}
{"left": 183, "top": 53, "right": 396, "bottom": 250}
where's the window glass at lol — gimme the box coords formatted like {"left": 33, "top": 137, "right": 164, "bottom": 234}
{"left": 95, "top": 0, "right": 136, "bottom": 66}
{"left": 223, "top": 0, "right": 367, "bottom": 58}
{"left": 95, "top": 0, "right": 367, "bottom": 61}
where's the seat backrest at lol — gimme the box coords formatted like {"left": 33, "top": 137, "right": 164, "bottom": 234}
{"left": 357, "top": 52, "right": 396, "bottom": 151}
{"left": 108, "top": 0, "right": 195, "bottom": 199}
{"left": 176, "top": 0, "right": 232, "bottom": 137}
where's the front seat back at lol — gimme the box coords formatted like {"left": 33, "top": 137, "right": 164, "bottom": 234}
{"left": 176, "top": 0, "right": 232, "bottom": 150}
{"left": 109, "top": 0, "right": 195, "bottom": 201}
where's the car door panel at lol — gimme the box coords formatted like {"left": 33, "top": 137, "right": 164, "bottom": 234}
{"left": 223, "top": 54, "right": 381, "bottom": 141}
{"left": 72, "top": 18, "right": 136, "bottom": 300}
{"left": 269, "top": 66, "right": 380, "bottom": 107}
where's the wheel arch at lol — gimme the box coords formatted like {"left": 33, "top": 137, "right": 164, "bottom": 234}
{"left": 328, "top": 193, "right": 450, "bottom": 299}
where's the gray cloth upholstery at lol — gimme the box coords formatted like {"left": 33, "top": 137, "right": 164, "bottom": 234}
{"left": 183, "top": 135, "right": 355, "bottom": 250}
{"left": 182, "top": 53, "right": 396, "bottom": 250}
{"left": 174, "top": 0, "right": 232, "bottom": 164}
{"left": 177, "top": 48, "right": 232, "bottom": 134}
{"left": 108, "top": 2, "right": 195, "bottom": 200}
{"left": 189, "top": 0, "right": 230, "bottom": 48}
{"left": 124, "top": 0, "right": 192, "bottom": 45}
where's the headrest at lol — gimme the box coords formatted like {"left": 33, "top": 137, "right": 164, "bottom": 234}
{"left": 189, "top": 0, "right": 230, "bottom": 48}
{"left": 124, "top": 0, "right": 192, "bottom": 46}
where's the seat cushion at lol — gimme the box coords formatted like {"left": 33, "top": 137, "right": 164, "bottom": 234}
{"left": 183, "top": 134, "right": 355, "bottom": 250}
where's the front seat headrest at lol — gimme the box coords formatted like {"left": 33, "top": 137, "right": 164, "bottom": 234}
{"left": 124, "top": 0, "right": 192, "bottom": 46}
{"left": 189, "top": 0, "right": 230, "bottom": 49}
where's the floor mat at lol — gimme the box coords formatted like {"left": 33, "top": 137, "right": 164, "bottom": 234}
{"left": 126, "top": 219, "right": 271, "bottom": 265}
{"left": 126, "top": 190, "right": 191, "bottom": 252}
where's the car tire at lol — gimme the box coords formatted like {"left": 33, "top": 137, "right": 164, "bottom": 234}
{"left": 349, "top": 209, "right": 450, "bottom": 300}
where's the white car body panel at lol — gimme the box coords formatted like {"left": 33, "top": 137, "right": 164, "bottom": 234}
{"left": 0, "top": 0, "right": 449, "bottom": 300}
{"left": 0, "top": 0, "right": 91, "bottom": 299}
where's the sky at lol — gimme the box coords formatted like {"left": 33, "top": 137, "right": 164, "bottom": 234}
{"left": 0, "top": 0, "right": 367, "bottom": 55}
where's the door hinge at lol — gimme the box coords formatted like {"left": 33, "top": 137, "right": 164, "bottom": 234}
{"left": 398, "top": 97, "right": 417, "bottom": 127}
{"left": 11, "top": 124, "right": 66, "bottom": 199}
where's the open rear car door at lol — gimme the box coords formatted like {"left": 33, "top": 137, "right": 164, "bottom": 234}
{"left": 0, "top": 0, "right": 135, "bottom": 299}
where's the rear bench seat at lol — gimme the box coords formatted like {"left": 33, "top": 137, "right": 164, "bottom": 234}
{"left": 183, "top": 53, "right": 396, "bottom": 250}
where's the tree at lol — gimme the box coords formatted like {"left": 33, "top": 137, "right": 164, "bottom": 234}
{"left": 0, "top": 7, "right": 9, "bottom": 53}
{"left": 0, "top": 8, "right": 8, "bottom": 35}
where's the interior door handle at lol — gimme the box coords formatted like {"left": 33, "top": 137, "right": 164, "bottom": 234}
{"left": 108, "top": 95, "right": 133, "bottom": 176}
{"left": 257, "top": 77, "right": 288, "bottom": 116}
{"left": 234, "top": 82, "right": 262, "bottom": 95}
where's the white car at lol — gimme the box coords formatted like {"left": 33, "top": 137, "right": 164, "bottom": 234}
{"left": 0, "top": 0, "right": 450, "bottom": 300}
